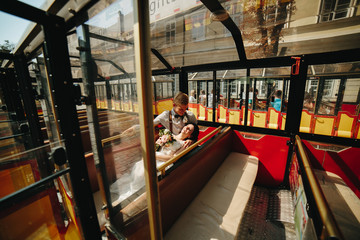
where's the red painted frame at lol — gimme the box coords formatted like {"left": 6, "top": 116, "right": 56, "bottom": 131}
{"left": 232, "top": 131, "right": 289, "bottom": 187}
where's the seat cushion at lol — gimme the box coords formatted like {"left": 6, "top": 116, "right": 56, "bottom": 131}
{"left": 165, "top": 152, "right": 259, "bottom": 240}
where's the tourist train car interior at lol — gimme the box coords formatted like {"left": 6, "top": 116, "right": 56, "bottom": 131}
{"left": 0, "top": 0, "right": 359, "bottom": 239}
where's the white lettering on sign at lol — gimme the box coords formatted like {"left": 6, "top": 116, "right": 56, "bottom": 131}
{"left": 149, "top": 0, "right": 201, "bottom": 22}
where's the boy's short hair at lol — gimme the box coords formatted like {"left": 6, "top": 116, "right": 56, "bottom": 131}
{"left": 275, "top": 90, "right": 282, "bottom": 98}
{"left": 173, "top": 92, "right": 189, "bottom": 106}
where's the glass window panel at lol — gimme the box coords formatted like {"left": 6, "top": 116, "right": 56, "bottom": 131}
{"left": 302, "top": 62, "right": 360, "bottom": 137}
{"left": 188, "top": 69, "right": 264, "bottom": 124}
{"left": 165, "top": 20, "right": 176, "bottom": 44}
{"left": 0, "top": 141, "right": 66, "bottom": 196}
{"left": 323, "top": 0, "right": 335, "bottom": 12}
{"left": 334, "top": 10, "right": 348, "bottom": 19}
{"left": 304, "top": 79, "right": 317, "bottom": 113}
{"left": 315, "top": 79, "right": 339, "bottom": 115}
{"left": 150, "top": 3, "right": 237, "bottom": 68}
{"left": 198, "top": 81, "right": 207, "bottom": 106}
{"left": 337, "top": 0, "right": 351, "bottom": 9}
{"left": 248, "top": 67, "right": 290, "bottom": 129}
{"left": 188, "top": 81, "right": 197, "bottom": 104}
{"left": 146, "top": 0, "right": 359, "bottom": 66}
{"left": 0, "top": 173, "right": 83, "bottom": 239}
{"left": 76, "top": 1, "right": 155, "bottom": 234}
{"left": 153, "top": 75, "right": 175, "bottom": 101}
{"left": 207, "top": 82, "right": 214, "bottom": 108}
{"left": 320, "top": 0, "right": 352, "bottom": 21}
{"left": 343, "top": 78, "right": 360, "bottom": 112}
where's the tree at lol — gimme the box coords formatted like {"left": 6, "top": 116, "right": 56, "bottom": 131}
{"left": 0, "top": 40, "right": 15, "bottom": 53}
{"left": 241, "top": 0, "right": 296, "bottom": 58}
{"left": 0, "top": 40, "right": 15, "bottom": 66}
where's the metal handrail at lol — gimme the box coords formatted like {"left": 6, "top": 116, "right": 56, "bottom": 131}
{"left": 157, "top": 126, "right": 224, "bottom": 175}
{"left": 295, "top": 135, "right": 343, "bottom": 239}
{"left": 0, "top": 133, "right": 26, "bottom": 142}
{"left": 0, "top": 167, "right": 70, "bottom": 209}
{"left": 80, "top": 115, "right": 133, "bottom": 131}
{"left": 102, "top": 134, "right": 121, "bottom": 146}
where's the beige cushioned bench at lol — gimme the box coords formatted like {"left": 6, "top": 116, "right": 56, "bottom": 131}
{"left": 314, "top": 170, "right": 360, "bottom": 240}
{"left": 165, "top": 152, "right": 259, "bottom": 240}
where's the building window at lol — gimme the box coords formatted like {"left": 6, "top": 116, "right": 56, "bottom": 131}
{"left": 191, "top": 13, "right": 205, "bottom": 41}
{"left": 230, "top": 81, "right": 237, "bottom": 95}
{"left": 319, "top": 0, "right": 355, "bottom": 22}
{"left": 165, "top": 21, "right": 176, "bottom": 44}
{"left": 264, "top": 1, "right": 292, "bottom": 28}
{"left": 224, "top": 2, "right": 244, "bottom": 36}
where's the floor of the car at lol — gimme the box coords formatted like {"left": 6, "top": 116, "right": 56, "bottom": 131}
{"left": 236, "top": 185, "right": 297, "bottom": 240}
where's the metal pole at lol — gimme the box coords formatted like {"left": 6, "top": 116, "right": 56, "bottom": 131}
{"left": 133, "top": 0, "right": 163, "bottom": 239}
{"left": 213, "top": 70, "right": 216, "bottom": 122}
{"left": 76, "top": 23, "right": 112, "bottom": 220}
{"left": 42, "top": 20, "right": 101, "bottom": 239}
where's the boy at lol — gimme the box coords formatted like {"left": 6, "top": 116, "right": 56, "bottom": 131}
{"left": 123, "top": 92, "right": 197, "bottom": 146}
{"left": 154, "top": 92, "right": 197, "bottom": 146}
{"left": 271, "top": 90, "right": 282, "bottom": 111}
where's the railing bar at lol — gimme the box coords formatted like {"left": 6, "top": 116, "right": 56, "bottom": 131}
{"left": 0, "top": 133, "right": 26, "bottom": 142}
{"left": 80, "top": 116, "right": 133, "bottom": 131}
{"left": 157, "top": 126, "right": 225, "bottom": 173}
{"left": 295, "top": 135, "right": 343, "bottom": 239}
{"left": 0, "top": 120, "right": 16, "bottom": 123}
{"left": 0, "top": 140, "right": 64, "bottom": 162}
{"left": 0, "top": 168, "right": 70, "bottom": 208}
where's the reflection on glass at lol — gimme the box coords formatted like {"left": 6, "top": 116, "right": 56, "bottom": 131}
{"left": 0, "top": 117, "right": 27, "bottom": 159}
{"left": 34, "top": 55, "right": 62, "bottom": 143}
{"left": 301, "top": 62, "right": 360, "bottom": 138}
{"left": 78, "top": 0, "right": 151, "bottom": 230}
{"left": 145, "top": 0, "right": 359, "bottom": 67}
{"left": 0, "top": 141, "right": 67, "bottom": 198}
{"left": 0, "top": 173, "right": 82, "bottom": 240}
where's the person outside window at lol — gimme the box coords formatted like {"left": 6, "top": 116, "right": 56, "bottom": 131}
{"left": 271, "top": 90, "right": 282, "bottom": 111}
{"left": 189, "top": 90, "right": 196, "bottom": 103}
{"left": 199, "top": 90, "right": 206, "bottom": 106}
{"left": 303, "top": 92, "right": 315, "bottom": 112}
